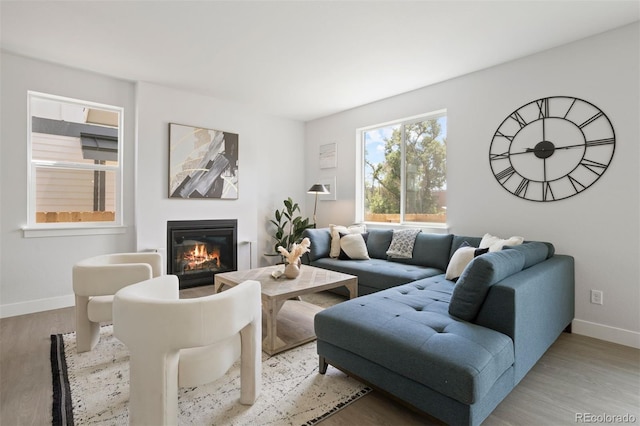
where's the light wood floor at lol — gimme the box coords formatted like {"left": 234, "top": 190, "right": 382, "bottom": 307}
{"left": 1, "top": 285, "right": 638, "bottom": 425}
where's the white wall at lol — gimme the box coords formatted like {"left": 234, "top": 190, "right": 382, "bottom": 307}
{"left": 304, "top": 23, "right": 640, "bottom": 348}
{"left": 0, "top": 52, "right": 137, "bottom": 316}
{"left": 135, "top": 82, "right": 306, "bottom": 270}
{"left": 0, "top": 60, "right": 305, "bottom": 317}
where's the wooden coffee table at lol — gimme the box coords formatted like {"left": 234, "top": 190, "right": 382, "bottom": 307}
{"left": 214, "top": 264, "right": 357, "bottom": 355}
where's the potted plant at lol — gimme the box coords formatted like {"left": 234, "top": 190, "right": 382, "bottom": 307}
{"left": 270, "top": 197, "right": 314, "bottom": 254}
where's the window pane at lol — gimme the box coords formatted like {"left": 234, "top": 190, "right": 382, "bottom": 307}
{"left": 360, "top": 112, "right": 447, "bottom": 225}
{"left": 404, "top": 117, "right": 447, "bottom": 224}
{"left": 32, "top": 133, "right": 120, "bottom": 165}
{"left": 35, "top": 167, "right": 116, "bottom": 223}
{"left": 28, "top": 91, "right": 123, "bottom": 229}
{"left": 363, "top": 124, "right": 401, "bottom": 222}
{"left": 31, "top": 96, "right": 119, "bottom": 166}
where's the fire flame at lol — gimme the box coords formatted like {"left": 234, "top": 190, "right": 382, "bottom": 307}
{"left": 184, "top": 244, "right": 220, "bottom": 270}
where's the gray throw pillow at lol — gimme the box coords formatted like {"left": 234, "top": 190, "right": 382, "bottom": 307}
{"left": 449, "top": 250, "right": 526, "bottom": 322}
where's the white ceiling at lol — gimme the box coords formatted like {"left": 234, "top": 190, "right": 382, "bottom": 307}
{"left": 2, "top": 1, "right": 638, "bottom": 121}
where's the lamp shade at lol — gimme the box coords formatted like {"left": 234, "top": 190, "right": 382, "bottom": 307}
{"left": 307, "top": 184, "right": 329, "bottom": 194}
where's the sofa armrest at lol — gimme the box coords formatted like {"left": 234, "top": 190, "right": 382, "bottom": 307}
{"left": 475, "top": 255, "right": 574, "bottom": 384}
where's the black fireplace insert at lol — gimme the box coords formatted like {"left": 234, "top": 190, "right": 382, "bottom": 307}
{"left": 167, "top": 219, "right": 237, "bottom": 288}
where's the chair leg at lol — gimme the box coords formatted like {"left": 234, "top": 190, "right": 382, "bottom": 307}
{"left": 75, "top": 295, "right": 100, "bottom": 353}
{"left": 239, "top": 319, "right": 261, "bottom": 405}
{"left": 128, "top": 351, "right": 180, "bottom": 426}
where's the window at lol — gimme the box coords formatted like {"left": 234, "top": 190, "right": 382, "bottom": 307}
{"left": 27, "top": 92, "right": 123, "bottom": 229}
{"left": 359, "top": 111, "right": 447, "bottom": 226}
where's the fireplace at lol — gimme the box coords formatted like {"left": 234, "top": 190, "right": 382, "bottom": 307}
{"left": 167, "top": 219, "right": 237, "bottom": 288}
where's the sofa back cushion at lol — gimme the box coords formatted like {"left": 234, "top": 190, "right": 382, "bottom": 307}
{"left": 303, "top": 228, "right": 331, "bottom": 261}
{"left": 389, "top": 233, "right": 453, "bottom": 271}
{"left": 366, "top": 229, "right": 394, "bottom": 259}
{"left": 449, "top": 249, "right": 526, "bottom": 322}
{"left": 449, "top": 235, "right": 483, "bottom": 260}
{"left": 502, "top": 241, "right": 550, "bottom": 269}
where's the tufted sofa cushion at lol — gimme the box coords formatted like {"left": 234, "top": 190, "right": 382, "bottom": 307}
{"left": 315, "top": 277, "right": 515, "bottom": 405}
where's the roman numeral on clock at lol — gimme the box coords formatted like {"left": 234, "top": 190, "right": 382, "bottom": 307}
{"left": 586, "top": 138, "right": 615, "bottom": 147}
{"left": 536, "top": 98, "right": 549, "bottom": 119}
{"left": 514, "top": 178, "right": 530, "bottom": 197}
{"left": 543, "top": 181, "right": 554, "bottom": 201}
{"left": 490, "top": 151, "right": 510, "bottom": 160}
{"left": 579, "top": 112, "right": 604, "bottom": 129}
{"left": 495, "top": 131, "right": 514, "bottom": 142}
{"left": 580, "top": 158, "right": 608, "bottom": 175}
{"left": 568, "top": 175, "right": 586, "bottom": 192}
{"left": 510, "top": 111, "right": 528, "bottom": 128}
{"left": 495, "top": 166, "right": 515, "bottom": 183}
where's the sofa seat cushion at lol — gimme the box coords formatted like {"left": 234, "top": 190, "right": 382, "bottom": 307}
{"left": 315, "top": 278, "right": 514, "bottom": 405}
{"left": 310, "top": 258, "right": 442, "bottom": 292}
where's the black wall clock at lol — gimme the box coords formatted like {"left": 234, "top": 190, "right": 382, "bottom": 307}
{"left": 489, "top": 96, "right": 615, "bottom": 202}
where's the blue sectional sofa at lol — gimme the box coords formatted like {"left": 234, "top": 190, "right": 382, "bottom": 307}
{"left": 303, "top": 227, "right": 574, "bottom": 426}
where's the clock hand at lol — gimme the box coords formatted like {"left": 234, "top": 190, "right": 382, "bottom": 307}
{"left": 553, "top": 143, "right": 587, "bottom": 150}
{"left": 508, "top": 147, "right": 552, "bottom": 156}
{"left": 510, "top": 142, "right": 586, "bottom": 156}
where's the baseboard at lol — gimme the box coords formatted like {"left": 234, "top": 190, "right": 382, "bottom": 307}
{"left": 572, "top": 319, "right": 640, "bottom": 349}
{"left": 0, "top": 294, "right": 75, "bottom": 319}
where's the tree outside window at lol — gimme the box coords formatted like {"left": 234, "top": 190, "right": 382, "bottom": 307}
{"left": 362, "top": 112, "right": 447, "bottom": 225}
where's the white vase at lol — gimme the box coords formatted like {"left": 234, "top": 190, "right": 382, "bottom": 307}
{"left": 284, "top": 260, "right": 301, "bottom": 279}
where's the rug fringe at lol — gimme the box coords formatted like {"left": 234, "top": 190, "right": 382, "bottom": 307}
{"left": 303, "top": 386, "right": 372, "bottom": 425}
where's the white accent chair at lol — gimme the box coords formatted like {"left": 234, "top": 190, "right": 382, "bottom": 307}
{"left": 113, "top": 275, "right": 262, "bottom": 426}
{"left": 72, "top": 252, "right": 163, "bottom": 353}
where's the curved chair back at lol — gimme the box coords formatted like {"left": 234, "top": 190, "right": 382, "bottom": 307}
{"left": 72, "top": 252, "right": 163, "bottom": 352}
{"left": 113, "top": 276, "right": 262, "bottom": 426}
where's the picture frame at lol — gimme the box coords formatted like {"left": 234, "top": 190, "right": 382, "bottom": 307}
{"left": 318, "top": 176, "right": 336, "bottom": 201}
{"left": 319, "top": 143, "right": 337, "bottom": 169}
{"left": 168, "top": 123, "right": 238, "bottom": 199}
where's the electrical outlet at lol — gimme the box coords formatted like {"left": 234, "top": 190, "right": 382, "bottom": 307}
{"left": 590, "top": 289, "right": 603, "bottom": 305}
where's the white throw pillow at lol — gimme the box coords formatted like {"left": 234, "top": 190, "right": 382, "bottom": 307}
{"left": 339, "top": 233, "right": 370, "bottom": 260}
{"left": 445, "top": 247, "right": 476, "bottom": 280}
{"left": 479, "top": 233, "right": 524, "bottom": 252}
{"left": 445, "top": 244, "right": 489, "bottom": 280}
{"left": 329, "top": 224, "right": 366, "bottom": 258}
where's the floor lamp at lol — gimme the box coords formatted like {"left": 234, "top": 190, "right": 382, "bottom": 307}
{"left": 307, "top": 184, "right": 329, "bottom": 227}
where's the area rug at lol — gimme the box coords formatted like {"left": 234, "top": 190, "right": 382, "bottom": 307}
{"left": 51, "top": 326, "right": 370, "bottom": 425}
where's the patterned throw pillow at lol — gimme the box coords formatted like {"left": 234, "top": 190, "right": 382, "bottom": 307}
{"left": 329, "top": 224, "right": 366, "bottom": 258}
{"left": 386, "top": 228, "right": 421, "bottom": 258}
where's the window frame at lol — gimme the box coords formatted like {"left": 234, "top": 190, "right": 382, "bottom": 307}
{"left": 24, "top": 91, "right": 125, "bottom": 237}
{"left": 356, "top": 109, "right": 447, "bottom": 229}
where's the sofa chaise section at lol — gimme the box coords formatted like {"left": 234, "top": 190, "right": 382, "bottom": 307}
{"left": 310, "top": 227, "right": 574, "bottom": 425}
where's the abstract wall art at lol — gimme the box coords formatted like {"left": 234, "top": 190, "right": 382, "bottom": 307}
{"left": 169, "top": 123, "right": 239, "bottom": 199}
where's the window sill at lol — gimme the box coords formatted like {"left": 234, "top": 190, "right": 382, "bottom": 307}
{"left": 362, "top": 222, "right": 450, "bottom": 234}
{"left": 22, "top": 225, "right": 127, "bottom": 238}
